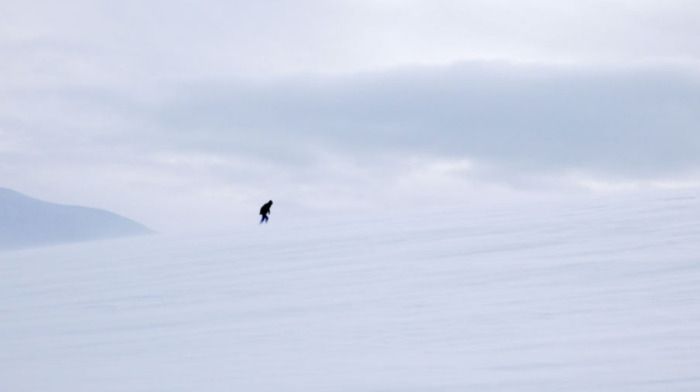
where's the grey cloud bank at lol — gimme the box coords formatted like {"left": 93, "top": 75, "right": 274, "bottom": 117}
{"left": 3, "top": 62, "right": 700, "bottom": 230}
{"left": 154, "top": 62, "right": 700, "bottom": 176}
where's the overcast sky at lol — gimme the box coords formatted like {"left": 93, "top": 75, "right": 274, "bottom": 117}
{"left": 2, "top": 0, "right": 700, "bottom": 231}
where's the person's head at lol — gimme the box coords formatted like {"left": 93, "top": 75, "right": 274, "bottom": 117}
{"left": 269, "top": 200, "right": 273, "bottom": 205}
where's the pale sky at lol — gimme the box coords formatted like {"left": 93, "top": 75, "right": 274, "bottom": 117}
{"left": 2, "top": 0, "right": 699, "bottom": 231}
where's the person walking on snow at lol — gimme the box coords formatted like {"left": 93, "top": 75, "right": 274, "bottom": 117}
{"left": 259, "top": 200, "right": 273, "bottom": 224}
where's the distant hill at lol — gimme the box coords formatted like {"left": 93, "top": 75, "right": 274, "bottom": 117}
{"left": 0, "top": 188, "right": 151, "bottom": 250}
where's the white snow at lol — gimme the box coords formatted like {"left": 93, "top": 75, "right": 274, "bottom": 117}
{"left": 2, "top": 193, "right": 700, "bottom": 391}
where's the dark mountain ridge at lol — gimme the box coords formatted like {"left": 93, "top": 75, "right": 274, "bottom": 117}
{"left": 0, "top": 188, "right": 151, "bottom": 250}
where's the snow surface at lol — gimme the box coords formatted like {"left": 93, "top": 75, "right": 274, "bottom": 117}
{"left": 2, "top": 193, "right": 700, "bottom": 391}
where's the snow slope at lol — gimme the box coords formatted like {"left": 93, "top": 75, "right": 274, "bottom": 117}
{"left": 0, "top": 188, "right": 150, "bottom": 250}
{"left": 2, "top": 193, "right": 700, "bottom": 391}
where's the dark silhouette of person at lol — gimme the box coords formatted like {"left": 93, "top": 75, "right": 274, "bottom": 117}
{"left": 259, "top": 200, "right": 273, "bottom": 223}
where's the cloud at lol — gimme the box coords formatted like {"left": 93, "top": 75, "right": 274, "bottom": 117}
{"left": 3, "top": 1, "right": 700, "bottom": 230}
{"left": 3, "top": 0, "right": 700, "bottom": 80}
{"left": 151, "top": 62, "right": 700, "bottom": 177}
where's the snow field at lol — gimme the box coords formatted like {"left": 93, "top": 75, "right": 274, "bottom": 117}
{"left": 2, "top": 194, "right": 700, "bottom": 391}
